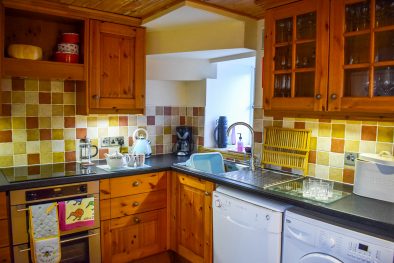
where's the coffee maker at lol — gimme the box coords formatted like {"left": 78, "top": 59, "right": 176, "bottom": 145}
{"left": 173, "top": 126, "right": 193, "bottom": 156}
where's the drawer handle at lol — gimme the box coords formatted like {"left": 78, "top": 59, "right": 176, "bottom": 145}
{"left": 132, "top": 181, "right": 140, "bottom": 187}
{"left": 133, "top": 217, "right": 141, "bottom": 224}
{"left": 204, "top": 191, "right": 210, "bottom": 196}
{"left": 132, "top": 201, "right": 140, "bottom": 207}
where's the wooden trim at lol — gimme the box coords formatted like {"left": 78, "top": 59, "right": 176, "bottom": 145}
{"left": 0, "top": 4, "right": 3, "bottom": 116}
{"left": 0, "top": 219, "right": 9, "bottom": 248}
{"left": 135, "top": 27, "right": 146, "bottom": 112}
{"left": 0, "top": 192, "right": 7, "bottom": 220}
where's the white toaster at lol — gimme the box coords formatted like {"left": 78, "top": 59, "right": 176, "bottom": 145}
{"left": 353, "top": 152, "right": 394, "bottom": 203}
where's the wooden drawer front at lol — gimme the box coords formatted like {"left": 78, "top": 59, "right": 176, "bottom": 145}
{"left": 0, "top": 192, "right": 7, "bottom": 220}
{"left": 111, "top": 190, "right": 166, "bottom": 219}
{"left": 101, "top": 208, "right": 167, "bottom": 263}
{"left": 0, "top": 219, "right": 9, "bottom": 248}
{"left": 110, "top": 172, "right": 166, "bottom": 198}
{"left": 0, "top": 247, "right": 11, "bottom": 263}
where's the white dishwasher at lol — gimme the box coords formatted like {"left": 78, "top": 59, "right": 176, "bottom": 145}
{"left": 213, "top": 186, "right": 292, "bottom": 263}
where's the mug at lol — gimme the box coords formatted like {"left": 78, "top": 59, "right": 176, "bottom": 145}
{"left": 124, "top": 154, "right": 136, "bottom": 167}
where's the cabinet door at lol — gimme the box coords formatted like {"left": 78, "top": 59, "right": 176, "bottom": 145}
{"left": 263, "top": 0, "right": 329, "bottom": 111}
{"left": 90, "top": 20, "right": 145, "bottom": 114}
{"left": 172, "top": 173, "right": 214, "bottom": 263}
{"left": 101, "top": 209, "right": 167, "bottom": 263}
{"left": 329, "top": 0, "right": 394, "bottom": 113}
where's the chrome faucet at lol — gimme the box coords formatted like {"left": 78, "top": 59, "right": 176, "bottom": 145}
{"left": 227, "top": 122, "right": 255, "bottom": 171}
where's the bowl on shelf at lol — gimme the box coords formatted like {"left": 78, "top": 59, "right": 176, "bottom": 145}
{"left": 7, "top": 44, "right": 42, "bottom": 60}
{"left": 62, "top": 33, "right": 79, "bottom": 44}
{"left": 55, "top": 51, "right": 79, "bottom": 63}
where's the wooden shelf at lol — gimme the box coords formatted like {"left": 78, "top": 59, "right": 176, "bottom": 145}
{"left": 374, "top": 61, "right": 394, "bottom": 67}
{"left": 294, "top": 67, "right": 315, "bottom": 72}
{"left": 274, "top": 69, "right": 292, "bottom": 74}
{"left": 343, "top": 29, "right": 370, "bottom": 37}
{"left": 3, "top": 58, "right": 85, "bottom": 80}
{"left": 295, "top": 39, "right": 316, "bottom": 45}
{"left": 274, "top": 42, "right": 292, "bottom": 47}
{"left": 343, "top": 63, "right": 370, "bottom": 69}
{"left": 374, "top": 24, "right": 394, "bottom": 32}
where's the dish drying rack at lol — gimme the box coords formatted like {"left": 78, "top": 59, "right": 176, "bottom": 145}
{"left": 262, "top": 127, "right": 311, "bottom": 175}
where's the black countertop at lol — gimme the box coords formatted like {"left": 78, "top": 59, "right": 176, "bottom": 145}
{"left": 1, "top": 154, "right": 393, "bottom": 239}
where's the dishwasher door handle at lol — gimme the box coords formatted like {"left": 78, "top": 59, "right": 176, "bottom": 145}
{"left": 225, "top": 216, "right": 254, "bottom": 230}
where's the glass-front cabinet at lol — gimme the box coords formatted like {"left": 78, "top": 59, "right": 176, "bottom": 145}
{"left": 263, "top": 0, "right": 330, "bottom": 111}
{"left": 329, "top": 0, "right": 394, "bottom": 113}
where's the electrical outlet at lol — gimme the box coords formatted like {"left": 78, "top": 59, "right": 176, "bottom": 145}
{"left": 101, "top": 137, "right": 110, "bottom": 147}
{"left": 344, "top": 152, "right": 358, "bottom": 166}
{"left": 102, "top": 136, "right": 125, "bottom": 147}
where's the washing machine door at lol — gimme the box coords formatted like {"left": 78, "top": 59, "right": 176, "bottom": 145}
{"left": 299, "top": 253, "right": 343, "bottom": 263}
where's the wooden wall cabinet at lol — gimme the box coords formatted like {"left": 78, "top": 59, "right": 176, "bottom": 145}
{"left": 170, "top": 172, "right": 214, "bottom": 263}
{"left": 89, "top": 20, "right": 145, "bottom": 114}
{"left": 263, "top": 0, "right": 394, "bottom": 115}
{"left": 0, "top": 192, "right": 11, "bottom": 263}
{"left": 100, "top": 172, "right": 167, "bottom": 263}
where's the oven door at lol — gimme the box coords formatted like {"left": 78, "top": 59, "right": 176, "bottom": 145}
{"left": 13, "top": 228, "right": 101, "bottom": 263}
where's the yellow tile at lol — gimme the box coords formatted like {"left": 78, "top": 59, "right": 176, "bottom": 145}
{"left": 12, "top": 91, "right": 25, "bottom": 103}
{"left": 318, "top": 123, "right": 331, "bottom": 137}
{"left": 39, "top": 117, "right": 52, "bottom": 128}
{"left": 87, "top": 117, "right": 98, "bottom": 127}
{"left": 377, "top": 126, "right": 393, "bottom": 143}
{"left": 65, "top": 140, "right": 75, "bottom": 151}
{"left": 14, "top": 154, "right": 27, "bottom": 166}
{"left": 359, "top": 141, "right": 376, "bottom": 154}
{"left": 344, "top": 140, "right": 360, "bottom": 152}
{"left": 362, "top": 121, "right": 377, "bottom": 125}
{"left": 164, "top": 126, "right": 172, "bottom": 134}
{"left": 53, "top": 152, "right": 64, "bottom": 163}
{"left": 0, "top": 117, "right": 12, "bottom": 130}
{"left": 26, "top": 141, "right": 40, "bottom": 154}
{"left": 52, "top": 129, "right": 64, "bottom": 140}
{"left": 307, "top": 163, "right": 316, "bottom": 177}
{"left": 329, "top": 167, "right": 343, "bottom": 182}
{"left": 273, "top": 120, "right": 283, "bottom": 127}
{"left": 25, "top": 92, "right": 39, "bottom": 104}
{"left": 26, "top": 104, "right": 38, "bottom": 116}
{"left": 331, "top": 119, "right": 346, "bottom": 124}
{"left": 13, "top": 142, "right": 26, "bottom": 154}
{"left": 39, "top": 80, "right": 51, "bottom": 91}
{"left": 331, "top": 124, "right": 345, "bottom": 139}
{"left": 109, "top": 116, "right": 119, "bottom": 126}
{"left": 376, "top": 142, "right": 393, "bottom": 154}
{"left": 12, "top": 117, "right": 25, "bottom": 129}
{"left": 12, "top": 130, "right": 27, "bottom": 142}
{"left": 317, "top": 151, "right": 330, "bottom": 166}
{"left": 310, "top": 137, "right": 317, "bottom": 150}
{"left": 0, "top": 156, "right": 13, "bottom": 167}
{"left": 25, "top": 79, "right": 39, "bottom": 91}
{"left": 0, "top": 142, "right": 13, "bottom": 155}
{"left": 41, "top": 152, "right": 53, "bottom": 164}
{"left": 27, "top": 130, "right": 40, "bottom": 141}
{"left": 345, "top": 124, "right": 361, "bottom": 140}
{"left": 305, "top": 122, "right": 319, "bottom": 137}
{"left": 51, "top": 117, "right": 63, "bottom": 129}
{"left": 40, "top": 141, "right": 52, "bottom": 153}
{"left": 64, "top": 129, "right": 76, "bottom": 140}
{"left": 63, "top": 93, "right": 75, "bottom": 105}
{"left": 346, "top": 120, "right": 362, "bottom": 125}
{"left": 156, "top": 135, "right": 163, "bottom": 144}
{"left": 64, "top": 105, "right": 75, "bottom": 116}
{"left": 51, "top": 80, "right": 63, "bottom": 92}
{"left": 52, "top": 105, "right": 63, "bottom": 116}
{"left": 378, "top": 121, "right": 394, "bottom": 127}
{"left": 38, "top": 105, "right": 52, "bottom": 117}
{"left": 91, "top": 139, "right": 99, "bottom": 147}
{"left": 12, "top": 104, "right": 26, "bottom": 117}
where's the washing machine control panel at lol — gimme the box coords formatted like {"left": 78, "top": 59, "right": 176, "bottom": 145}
{"left": 344, "top": 239, "right": 392, "bottom": 263}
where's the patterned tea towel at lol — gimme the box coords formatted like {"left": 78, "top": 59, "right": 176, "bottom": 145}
{"left": 58, "top": 197, "right": 95, "bottom": 231}
{"left": 29, "top": 203, "right": 61, "bottom": 263}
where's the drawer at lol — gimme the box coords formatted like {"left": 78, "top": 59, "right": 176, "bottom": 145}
{"left": 0, "top": 246, "right": 11, "bottom": 263}
{"left": 110, "top": 172, "right": 167, "bottom": 198}
{"left": 111, "top": 190, "right": 166, "bottom": 219}
{"left": 0, "top": 192, "right": 7, "bottom": 220}
{"left": 0, "top": 219, "right": 9, "bottom": 248}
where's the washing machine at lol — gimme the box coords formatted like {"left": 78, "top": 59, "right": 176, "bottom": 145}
{"left": 282, "top": 208, "right": 394, "bottom": 263}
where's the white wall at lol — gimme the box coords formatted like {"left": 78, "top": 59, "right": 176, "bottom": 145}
{"left": 204, "top": 58, "right": 255, "bottom": 147}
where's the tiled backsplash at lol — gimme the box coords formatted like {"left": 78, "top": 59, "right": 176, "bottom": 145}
{"left": 0, "top": 78, "right": 204, "bottom": 167}
{"left": 253, "top": 108, "right": 394, "bottom": 184}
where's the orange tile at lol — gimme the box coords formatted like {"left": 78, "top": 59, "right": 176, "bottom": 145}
{"left": 0, "top": 130, "right": 12, "bottom": 142}
{"left": 343, "top": 169, "right": 355, "bottom": 184}
{"left": 64, "top": 80, "right": 75, "bottom": 92}
{"left": 64, "top": 117, "right": 75, "bottom": 128}
{"left": 99, "top": 148, "right": 109, "bottom": 159}
{"left": 27, "top": 129, "right": 40, "bottom": 141}
{"left": 12, "top": 78, "right": 25, "bottom": 91}
{"left": 361, "top": 125, "right": 377, "bottom": 141}
{"left": 65, "top": 151, "right": 76, "bottom": 162}
{"left": 76, "top": 128, "right": 87, "bottom": 139}
{"left": 308, "top": 151, "right": 316, "bottom": 163}
{"left": 26, "top": 117, "right": 39, "bottom": 129}
{"left": 39, "top": 92, "right": 51, "bottom": 104}
{"left": 64, "top": 105, "right": 75, "bottom": 116}
{"left": 294, "top": 122, "right": 305, "bottom": 129}
{"left": 119, "top": 116, "right": 128, "bottom": 126}
{"left": 1, "top": 91, "right": 11, "bottom": 103}
{"left": 40, "top": 129, "right": 52, "bottom": 140}
{"left": 331, "top": 138, "right": 344, "bottom": 153}
{"left": 28, "top": 153, "right": 40, "bottom": 165}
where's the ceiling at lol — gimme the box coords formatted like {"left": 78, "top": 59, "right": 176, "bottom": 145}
{"left": 44, "top": 0, "right": 298, "bottom": 20}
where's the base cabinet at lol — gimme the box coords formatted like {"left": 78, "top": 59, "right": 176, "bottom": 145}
{"left": 171, "top": 172, "right": 214, "bottom": 263}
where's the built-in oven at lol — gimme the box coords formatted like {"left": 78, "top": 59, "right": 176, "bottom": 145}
{"left": 10, "top": 181, "right": 101, "bottom": 263}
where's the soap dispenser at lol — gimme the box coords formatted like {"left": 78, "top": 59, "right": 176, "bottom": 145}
{"left": 237, "top": 133, "right": 244, "bottom": 152}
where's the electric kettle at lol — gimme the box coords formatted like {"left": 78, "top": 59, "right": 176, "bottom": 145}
{"left": 131, "top": 128, "right": 152, "bottom": 158}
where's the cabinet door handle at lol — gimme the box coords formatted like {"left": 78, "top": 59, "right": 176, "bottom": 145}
{"left": 133, "top": 217, "right": 141, "bottom": 224}
{"left": 132, "top": 201, "right": 140, "bottom": 207}
{"left": 315, "top": 94, "right": 321, "bottom": 100}
{"left": 132, "top": 181, "right": 140, "bottom": 187}
{"left": 92, "top": 95, "right": 100, "bottom": 100}
{"left": 204, "top": 191, "right": 210, "bottom": 196}
{"left": 330, "top": 93, "right": 337, "bottom": 100}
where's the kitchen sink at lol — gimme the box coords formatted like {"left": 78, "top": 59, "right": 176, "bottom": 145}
{"left": 223, "top": 160, "right": 250, "bottom": 172}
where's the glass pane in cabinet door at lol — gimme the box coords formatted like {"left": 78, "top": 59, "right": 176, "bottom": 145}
{"left": 296, "top": 12, "right": 316, "bottom": 40}
{"left": 345, "top": 1, "right": 370, "bottom": 32}
{"left": 344, "top": 69, "right": 369, "bottom": 97}
{"left": 375, "top": 30, "right": 394, "bottom": 62}
{"left": 296, "top": 42, "right": 316, "bottom": 68}
{"left": 275, "top": 18, "right": 293, "bottom": 43}
{"left": 374, "top": 66, "right": 394, "bottom": 96}
{"left": 274, "top": 74, "right": 291, "bottom": 97}
{"left": 375, "top": 0, "right": 394, "bottom": 27}
{"left": 295, "top": 72, "right": 315, "bottom": 97}
{"left": 345, "top": 34, "right": 370, "bottom": 64}
{"left": 275, "top": 46, "right": 292, "bottom": 70}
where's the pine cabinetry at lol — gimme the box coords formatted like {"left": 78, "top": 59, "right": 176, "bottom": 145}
{"left": 0, "top": 192, "right": 11, "bottom": 263}
{"left": 99, "top": 172, "right": 168, "bottom": 263}
{"left": 263, "top": 0, "right": 394, "bottom": 116}
{"left": 170, "top": 172, "right": 214, "bottom": 263}
{"left": 89, "top": 20, "right": 145, "bottom": 114}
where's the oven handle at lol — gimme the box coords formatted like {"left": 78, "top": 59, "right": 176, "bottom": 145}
{"left": 18, "top": 232, "right": 99, "bottom": 253}
{"left": 16, "top": 198, "right": 98, "bottom": 212}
